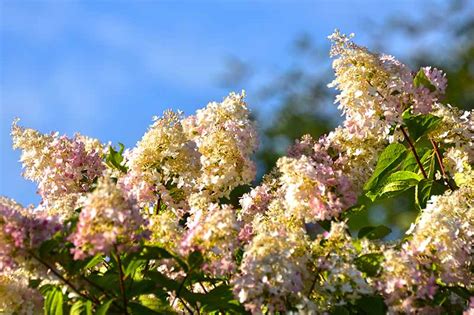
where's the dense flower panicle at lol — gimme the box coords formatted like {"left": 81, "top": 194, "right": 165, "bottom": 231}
{"left": 11, "top": 121, "right": 104, "bottom": 213}
{"left": 69, "top": 177, "right": 149, "bottom": 260}
{"left": 327, "top": 127, "right": 386, "bottom": 192}
{"left": 328, "top": 30, "right": 449, "bottom": 138}
{"left": 328, "top": 30, "right": 411, "bottom": 140}
{"left": 410, "top": 67, "right": 448, "bottom": 114}
{"left": 309, "top": 222, "right": 374, "bottom": 311}
{"left": 123, "top": 110, "right": 201, "bottom": 212}
{"left": 183, "top": 92, "right": 258, "bottom": 198}
{"left": 0, "top": 269, "right": 43, "bottom": 315}
{"left": 430, "top": 104, "right": 474, "bottom": 180}
{"left": 180, "top": 203, "right": 240, "bottom": 276}
{"left": 148, "top": 209, "right": 184, "bottom": 252}
{"left": 233, "top": 203, "right": 311, "bottom": 314}
{"left": 277, "top": 136, "right": 357, "bottom": 222}
{"left": 378, "top": 184, "right": 473, "bottom": 314}
{"left": 233, "top": 230, "right": 309, "bottom": 314}
{"left": 0, "top": 197, "right": 61, "bottom": 271}
{"left": 239, "top": 181, "right": 274, "bottom": 222}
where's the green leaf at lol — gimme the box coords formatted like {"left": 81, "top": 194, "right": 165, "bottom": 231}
{"left": 199, "top": 285, "right": 248, "bottom": 314}
{"left": 146, "top": 271, "right": 181, "bottom": 292}
{"left": 128, "top": 303, "right": 162, "bottom": 315}
{"left": 29, "top": 278, "right": 42, "bottom": 289}
{"left": 316, "top": 220, "right": 332, "bottom": 232}
{"left": 124, "top": 257, "right": 146, "bottom": 278}
{"left": 44, "top": 287, "right": 64, "bottom": 315}
{"left": 354, "top": 253, "right": 384, "bottom": 277}
{"left": 39, "top": 239, "right": 59, "bottom": 259}
{"left": 364, "top": 143, "right": 407, "bottom": 197}
{"left": 416, "top": 179, "right": 447, "bottom": 210}
{"left": 355, "top": 295, "right": 387, "bottom": 315}
{"left": 402, "top": 110, "right": 442, "bottom": 141}
{"left": 95, "top": 300, "right": 114, "bottom": 315}
{"left": 84, "top": 301, "right": 92, "bottom": 315}
{"left": 129, "top": 280, "right": 160, "bottom": 298}
{"left": 83, "top": 254, "right": 104, "bottom": 270}
{"left": 187, "top": 250, "right": 204, "bottom": 270}
{"left": 448, "top": 285, "right": 472, "bottom": 300}
{"left": 331, "top": 306, "right": 350, "bottom": 315}
{"left": 413, "top": 68, "right": 437, "bottom": 92}
{"left": 87, "top": 272, "right": 120, "bottom": 295}
{"left": 358, "top": 225, "right": 392, "bottom": 240}
{"left": 374, "top": 170, "right": 422, "bottom": 200}
{"left": 105, "top": 143, "right": 128, "bottom": 173}
{"left": 401, "top": 146, "right": 433, "bottom": 175}
{"left": 69, "top": 300, "right": 87, "bottom": 315}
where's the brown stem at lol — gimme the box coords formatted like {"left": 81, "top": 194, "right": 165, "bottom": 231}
{"left": 114, "top": 248, "right": 129, "bottom": 314}
{"left": 156, "top": 195, "right": 162, "bottom": 215}
{"left": 429, "top": 138, "right": 456, "bottom": 190}
{"left": 400, "top": 126, "right": 428, "bottom": 179}
{"left": 171, "top": 274, "right": 194, "bottom": 314}
{"left": 198, "top": 281, "right": 208, "bottom": 294}
{"left": 307, "top": 275, "right": 318, "bottom": 298}
{"left": 29, "top": 251, "right": 98, "bottom": 304}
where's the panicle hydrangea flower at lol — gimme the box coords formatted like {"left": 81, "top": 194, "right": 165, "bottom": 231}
{"left": 378, "top": 184, "right": 473, "bottom": 314}
{"left": 239, "top": 183, "right": 273, "bottom": 222}
{"left": 328, "top": 30, "right": 450, "bottom": 135}
{"left": 328, "top": 30, "right": 412, "bottom": 140}
{"left": 309, "top": 222, "right": 374, "bottom": 312}
{"left": 148, "top": 209, "right": 184, "bottom": 252}
{"left": 0, "top": 197, "right": 61, "bottom": 271}
{"left": 327, "top": 126, "right": 387, "bottom": 192}
{"left": 180, "top": 203, "right": 240, "bottom": 276}
{"left": 411, "top": 67, "right": 447, "bottom": 114}
{"left": 11, "top": 120, "right": 104, "bottom": 214}
{"left": 277, "top": 136, "right": 357, "bottom": 222}
{"left": 0, "top": 268, "right": 43, "bottom": 315}
{"left": 183, "top": 92, "right": 258, "bottom": 198}
{"left": 430, "top": 104, "right": 474, "bottom": 175}
{"left": 69, "top": 177, "right": 149, "bottom": 260}
{"left": 232, "top": 202, "right": 311, "bottom": 314}
{"left": 122, "top": 110, "right": 201, "bottom": 213}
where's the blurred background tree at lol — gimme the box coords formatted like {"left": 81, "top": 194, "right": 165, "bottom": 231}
{"left": 220, "top": 0, "right": 473, "bottom": 238}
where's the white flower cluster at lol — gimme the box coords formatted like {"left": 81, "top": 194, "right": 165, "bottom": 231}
{"left": 0, "top": 268, "right": 43, "bottom": 315}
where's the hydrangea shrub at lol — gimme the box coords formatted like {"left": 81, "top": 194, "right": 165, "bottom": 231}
{"left": 1, "top": 31, "right": 472, "bottom": 315}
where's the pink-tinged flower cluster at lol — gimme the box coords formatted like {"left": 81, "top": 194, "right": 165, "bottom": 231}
{"left": 232, "top": 203, "right": 310, "bottom": 314}
{"left": 121, "top": 92, "right": 258, "bottom": 215}
{"left": 278, "top": 136, "right": 357, "bottom": 222}
{"left": 328, "top": 31, "right": 411, "bottom": 140}
{"left": 122, "top": 110, "right": 201, "bottom": 213}
{"left": 11, "top": 120, "right": 104, "bottom": 214}
{"left": 378, "top": 184, "right": 473, "bottom": 314}
{"left": 328, "top": 30, "right": 449, "bottom": 138}
{"left": 411, "top": 67, "right": 447, "bottom": 114}
{"left": 69, "top": 177, "right": 149, "bottom": 260}
{"left": 238, "top": 182, "right": 274, "bottom": 242}
{"left": 180, "top": 203, "right": 240, "bottom": 276}
{"left": 183, "top": 92, "right": 258, "bottom": 198}
{"left": 309, "top": 222, "right": 374, "bottom": 311}
{"left": 0, "top": 197, "right": 61, "bottom": 271}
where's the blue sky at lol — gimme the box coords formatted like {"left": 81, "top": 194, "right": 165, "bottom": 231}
{"left": 0, "top": 0, "right": 456, "bottom": 206}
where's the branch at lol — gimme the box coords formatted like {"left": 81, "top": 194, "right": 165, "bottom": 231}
{"left": 429, "top": 138, "right": 456, "bottom": 190}
{"left": 171, "top": 273, "right": 194, "bottom": 314}
{"left": 113, "top": 248, "right": 129, "bottom": 315}
{"left": 29, "top": 251, "right": 98, "bottom": 304}
{"left": 400, "top": 125, "right": 428, "bottom": 179}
